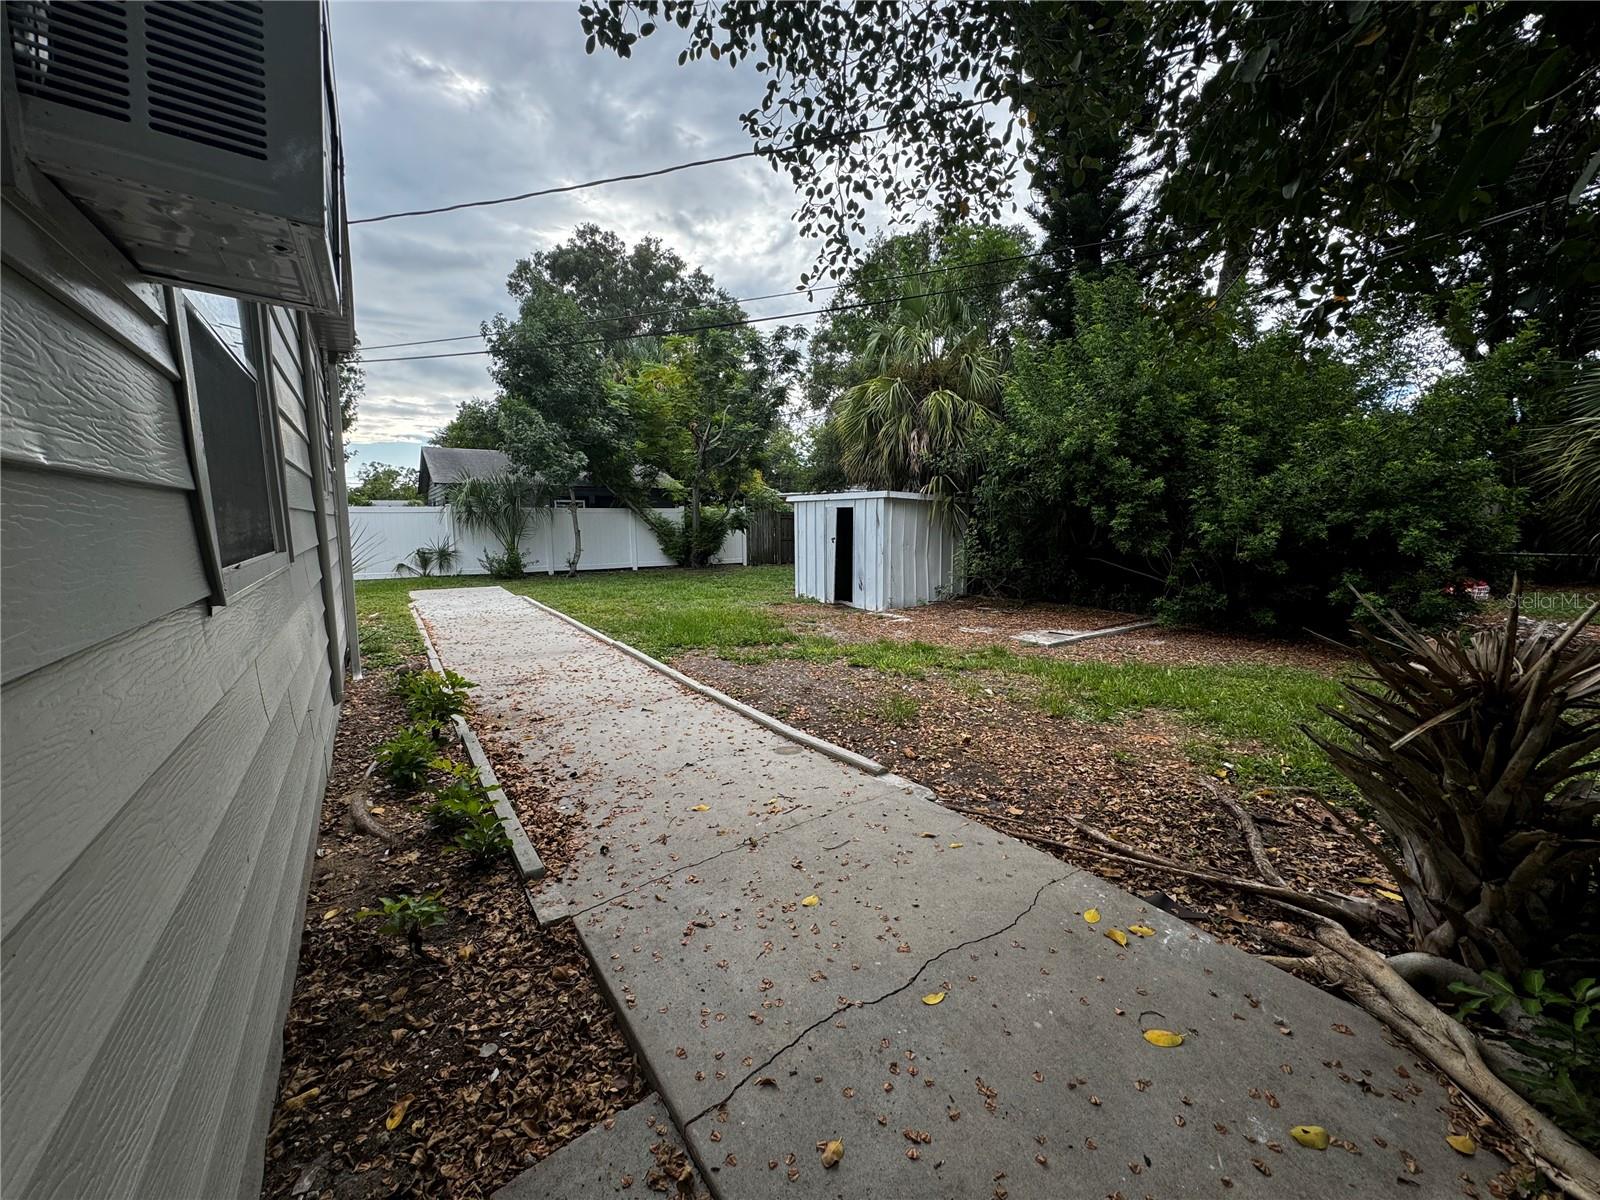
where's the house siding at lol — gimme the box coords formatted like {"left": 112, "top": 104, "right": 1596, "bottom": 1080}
{"left": 0, "top": 181, "right": 348, "bottom": 1200}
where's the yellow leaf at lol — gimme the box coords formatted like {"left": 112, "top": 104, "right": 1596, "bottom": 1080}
{"left": 1128, "top": 924, "right": 1155, "bottom": 937}
{"left": 368, "top": 805, "right": 385, "bottom": 814}
{"left": 690, "top": 804, "right": 710, "bottom": 812}
{"left": 801, "top": 895, "right": 820, "bottom": 907}
{"left": 821, "top": 1139, "right": 844, "bottom": 1168}
{"left": 322, "top": 908, "right": 341, "bottom": 921}
{"left": 1375, "top": 889, "right": 1403, "bottom": 903}
{"left": 1445, "top": 1134, "right": 1476, "bottom": 1156}
{"left": 948, "top": 842, "right": 963, "bottom": 849}
{"left": 1106, "top": 928, "right": 1129, "bottom": 947}
{"left": 1352, "top": 876, "right": 1383, "bottom": 885}
{"left": 1290, "top": 1125, "right": 1330, "bottom": 1150}
{"left": 922, "top": 992, "right": 945, "bottom": 1005}
{"left": 920, "top": 832, "right": 936, "bottom": 838}
{"left": 1083, "top": 908, "right": 1101, "bottom": 924}
{"left": 1143, "top": 1029, "right": 1183, "bottom": 1048}
{"left": 385, "top": 1095, "right": 413, "bottom": 1131}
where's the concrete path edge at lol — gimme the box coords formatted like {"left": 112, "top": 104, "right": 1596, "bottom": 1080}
{"left": 411, "top": 602, "right": 548, "bottom": 882}
{"left": 515, "top": 593, "right": 888, "bottom": 777}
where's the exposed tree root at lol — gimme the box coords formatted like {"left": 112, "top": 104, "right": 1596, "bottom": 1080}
{"left": 347, "top": 770, "right": 396, "bottom": 843}
{"left": 1204, "top": 780, "right": 1288, "bottom": 886}
{"left": 947, "top": 803, "right": 1387, "bottom": 931}
{"left": 1307, "top": 922, "right": 1600, "bottom": 1200}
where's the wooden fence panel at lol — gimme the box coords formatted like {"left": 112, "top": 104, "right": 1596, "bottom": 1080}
{"left": 747, "top": 510, "right": 795, "bottom": 565}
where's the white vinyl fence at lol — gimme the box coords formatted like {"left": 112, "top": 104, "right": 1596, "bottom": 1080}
{"left": 348, "top": 504, "right": 747, "bottom": 580}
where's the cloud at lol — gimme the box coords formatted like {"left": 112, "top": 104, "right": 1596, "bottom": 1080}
{"left": 330, "top": 1, "right": 1030, "bottom": 448}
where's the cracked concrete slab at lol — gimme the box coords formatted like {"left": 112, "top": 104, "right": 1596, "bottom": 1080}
{"left": 686, "top": 873, "right": 1488, "bottom": 1198}
{"left": 491, "top": 1094, "right": 703, "bottom": 1199}
{"left": 576, "top": 791, "right": 1066, "bottom": 1123}
{"left": 412, "top": 587, "right": 1495, "bottom": 1200}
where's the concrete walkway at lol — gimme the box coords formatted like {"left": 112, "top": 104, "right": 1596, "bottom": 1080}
{"left": 415, "top": 588, "right": 1491, "bottom": 1200}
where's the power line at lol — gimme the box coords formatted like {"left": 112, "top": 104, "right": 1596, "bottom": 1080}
{"left": 356, "top": 243, "right": 1165, "bottom": 364}
{"left": 350, "top": 98, "right": 992, "bottom": 225}
{"left": 358, "top": 239, "right": 1125, "bottom": 351}
{"left": 357, "top": 201, "right": 1551, "bottom": 365}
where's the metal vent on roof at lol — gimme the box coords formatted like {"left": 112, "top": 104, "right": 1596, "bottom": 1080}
{"left": 145, "top": 0, "right": 267, "bottom": 160}
{"left": 9, "top": 1, "right": 132, "bottom": 122}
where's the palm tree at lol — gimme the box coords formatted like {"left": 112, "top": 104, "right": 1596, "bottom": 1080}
{"left": 830, "top": 291, "right": 1003, "bottom": 498}
{"left": 1533, "top": 358, "right": 1600, "bottom": 553}
{"left": 447, "top": 471, "right": 539, "bottom": 578}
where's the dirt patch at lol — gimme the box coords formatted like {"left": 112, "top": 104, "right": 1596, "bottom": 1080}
{"left": 262, "top": 666, "right": 647, "bottom": 1200}
{"left": 776, "top": 596, "right": 1354, "bottom": 672}
{"left": 676, "top": 651, "right": 1399, "bottom": 956}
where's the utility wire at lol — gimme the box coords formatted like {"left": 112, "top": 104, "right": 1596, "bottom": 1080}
{"left": 357, "top": 201, "right": 1550, "bottom": 365}
{"left": 350, "top": 98, "right": 992, "bottom": 225}
{"left": 358, "top": 238, "right": 1140, "bottom": 351}
{"left": 357, "top": 244, "right": 1164, "bottom": 364}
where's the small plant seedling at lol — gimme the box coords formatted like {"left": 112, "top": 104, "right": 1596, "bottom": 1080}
{"left": 397, "top": 669, "right": 477, "bottom": 726}
{"left": 374, "top": 725, "right": 437, "bottom": 789}
{"left": 355, "top": 892, "right": 447, "bottom": 955}
{"left": 452, "top": 808, "right": 511, "bottom": 867}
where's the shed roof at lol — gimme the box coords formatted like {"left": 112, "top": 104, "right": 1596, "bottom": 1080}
{"left": 783, "top": 489, "right": 933, "bottom": 503}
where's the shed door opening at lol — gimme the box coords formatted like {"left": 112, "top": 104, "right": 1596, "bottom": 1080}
{"left": 832, "top": 506, "right": 854, "bottom": 604}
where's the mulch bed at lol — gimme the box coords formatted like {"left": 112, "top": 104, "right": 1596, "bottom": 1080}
{"left": 778, "top": 596, "right": 1355, "bottom": 672}
{"left": 675, "top": 651, "right": 1401, "bottom": 957}
{"left": 261, "top": 665, "right": 648, "bottom": 1200}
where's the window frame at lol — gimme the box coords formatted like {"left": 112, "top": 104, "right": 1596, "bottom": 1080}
{"left": 167, "top": 287, "right": 292, "bottom": 606}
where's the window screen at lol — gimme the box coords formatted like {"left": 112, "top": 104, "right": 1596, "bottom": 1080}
{"left": 187, "top": 307, "right": 278, "bottom": 566}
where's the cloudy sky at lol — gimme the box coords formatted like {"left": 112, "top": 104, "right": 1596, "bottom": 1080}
{"left": 333, "top": 0, "right": 849, "bottom": 478}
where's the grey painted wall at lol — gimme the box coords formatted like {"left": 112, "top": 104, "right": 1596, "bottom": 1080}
{"left": 1, "top": 177, "right": 350, "bottom": 1200}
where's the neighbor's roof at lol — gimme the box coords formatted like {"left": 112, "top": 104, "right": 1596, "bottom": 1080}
{"left": 418, "top": 446, "right": 511, "bottom": 488}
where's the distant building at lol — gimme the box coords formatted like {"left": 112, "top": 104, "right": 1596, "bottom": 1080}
{"left": 418, "top": 446, "right": 665, "bottom": 507}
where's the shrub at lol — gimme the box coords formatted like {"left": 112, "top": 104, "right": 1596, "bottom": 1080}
{"left": 1450, "top": 970, "right": 1600, "bottom": 1151}
{"left": 396, "top": 668, "right": 476, "bottom": 725}
{"left": 1306, "top": 591, "right": 1600, "bottom": 975}
{"left": 451, "top": 808, "right": 511, "bottom": 866}
{"left": 960, "top": 275, "right": 1518, "bottom": 632}
{"left": 640, "top": 506, "right": 743, "bottom": 568}
{"left": 395, "top": 538, "right": 459, "bottom": 577}
{"left": 355, "top": 892, "right": 447, "bottom": 954}
{"left": 479, "top": 546, "right": 525, "bottom": 578}
{"left": 374, "top": 725, "right": 437, "bottom": 788}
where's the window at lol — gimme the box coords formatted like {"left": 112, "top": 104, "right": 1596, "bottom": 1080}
{"left": 177, "top": 289, "right": 287, "bottom": 596}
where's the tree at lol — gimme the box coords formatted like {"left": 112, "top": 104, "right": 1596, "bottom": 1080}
{"left": 335, "top": 346, "right": 363, "bottom": 444}
{"left": 831, "top": 290, "right": 1003, "bottom": 498}
{"left": 805, "top": 222, "right": 1032, "bottom": 412}
{"left": 484, "top": 279, "right": 625, "bottom": 575}
{"left": 617, "top": 320, "right": 802, "bottom": 564}
{"left": 346, "top": 462, "right": 421, "bottom": 506}
{"left": 510, "top": 222, "right": 737, "bottom": 344}
{"left": 432, "top": 398, "right": 503, "bottom": 449}
{"left": 581, "top": 2, "right": 1600, "bottom": 356}
{"left": 447, "top": 472, "right": 537, "bottom": 578}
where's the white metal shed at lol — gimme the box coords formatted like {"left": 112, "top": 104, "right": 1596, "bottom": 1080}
{"left": 786, "top": 490, "right": 960, "bottom": 611}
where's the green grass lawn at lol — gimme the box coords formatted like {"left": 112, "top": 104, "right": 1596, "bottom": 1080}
{"left": 355, "top": 565, "right": 1349, "bottom": 795}
{"left": 355, "top": 565, "right": 797, "bottom": 668}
